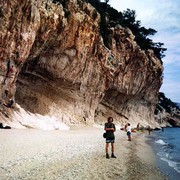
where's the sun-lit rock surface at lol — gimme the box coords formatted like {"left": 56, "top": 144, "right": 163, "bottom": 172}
{"left": 0, "top": 0, "right": 163, "bottom": 129}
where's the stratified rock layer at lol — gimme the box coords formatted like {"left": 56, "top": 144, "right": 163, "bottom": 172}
{"left": 0, "top": 0, "right": 163, "bottom": 128}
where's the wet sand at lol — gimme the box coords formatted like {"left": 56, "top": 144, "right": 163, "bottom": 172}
{"left": 0, "top": 126, "right": 167, "bottom": 180}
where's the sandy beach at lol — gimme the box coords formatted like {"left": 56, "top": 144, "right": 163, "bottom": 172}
{"left": 0, "top": 126, "right": 167, "bottom": 180}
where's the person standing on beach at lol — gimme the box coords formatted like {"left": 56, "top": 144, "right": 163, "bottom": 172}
{"left": 137, "top": 123, "right": 140, "bottom": 130}
{"left": 126, "top": 123, "right": 132, "bottom": 141}
{"left": 104, "top": 117, "right": 116, "bottom": 159}
{"left": 147, "top": 125, "right": 151, "bottom": 135}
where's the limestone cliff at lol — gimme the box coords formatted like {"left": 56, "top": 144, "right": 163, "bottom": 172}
{"left": 0, "top": 0, "right": 163, "bottom": 129}
{"left": 155, "top": 92, "right": 180, "bottom": 127}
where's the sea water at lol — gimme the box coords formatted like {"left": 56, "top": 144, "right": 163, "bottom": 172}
{"left": 147, "top": 128, "right": 180, "bottom": 180}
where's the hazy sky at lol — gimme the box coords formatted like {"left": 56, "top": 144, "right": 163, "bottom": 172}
{"left": 109, "top": 0, "right": 180, "bottom": 103}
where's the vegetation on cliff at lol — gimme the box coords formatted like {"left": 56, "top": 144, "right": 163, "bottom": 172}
{"left": 155, "top": 92, "right": 180, "bottom": 114}
{"left": 86, "top": 0, "right": 167, "bottom": 61}
{"left": 155, "top": 92, "right": 180, "bottom": 127}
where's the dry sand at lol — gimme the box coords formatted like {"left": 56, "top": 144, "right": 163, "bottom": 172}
{"left": 0, "top": 126, "right": 167, "bottom": 180}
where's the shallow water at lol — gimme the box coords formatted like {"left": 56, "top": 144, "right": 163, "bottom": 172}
{"left": 147, "top": 127, "right": 180, "bottom": 180}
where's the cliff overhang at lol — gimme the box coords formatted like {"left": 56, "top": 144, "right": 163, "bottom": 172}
{"left": 0, "top": 0, "right": 163, "bottom": 129}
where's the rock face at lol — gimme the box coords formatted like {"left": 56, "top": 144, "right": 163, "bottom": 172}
{"left": 0, "top": 0, "right": 163, "bottom": 128}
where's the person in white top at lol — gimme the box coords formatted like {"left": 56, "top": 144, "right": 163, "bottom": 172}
{"left": 126, "top": 123, "right": 131, "bottom": 141}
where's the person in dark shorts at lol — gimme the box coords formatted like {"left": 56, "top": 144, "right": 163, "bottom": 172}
{"left": 126, "top": 123, "right": 132, "bottom": 141}
{"left": 104, "top": 117, "right": 116, "bottom": 159}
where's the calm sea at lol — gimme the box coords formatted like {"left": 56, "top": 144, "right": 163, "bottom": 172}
{"left": 147, "top": 127, "right": 180, "bottom": 180}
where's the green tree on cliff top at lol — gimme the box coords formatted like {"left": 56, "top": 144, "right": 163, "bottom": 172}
{"left": 87, "top": 0, "right": 167, "bottom": 61}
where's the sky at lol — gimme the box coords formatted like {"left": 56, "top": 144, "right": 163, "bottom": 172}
{"left": 109, "top": 0, "right": 180, "bottom": 103}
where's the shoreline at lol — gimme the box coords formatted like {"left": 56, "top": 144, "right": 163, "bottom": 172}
{"left": 146, "top": 128, "right": 180, "bottom": 180}
{"left": 126, "top": 132, "right": 167, "bottom": 180}
{"left": 0, "top": 126, "right": 167, "bottom": 179}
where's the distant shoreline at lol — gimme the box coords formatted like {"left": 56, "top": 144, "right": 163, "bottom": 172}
{"left": 126, "top": 132, "right": 167, "bottom": 180}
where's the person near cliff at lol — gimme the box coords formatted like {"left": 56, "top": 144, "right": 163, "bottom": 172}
{"left": 126, "top": 123, "right": 132, "bottom": 141}
{"left": 137, "top": 123, "right": 140, "bottom": 130}
{"left": 147, "top": 125, "right": 152, "bottom": 135}
{"left": 8, "top": 65, "right": 15, "bottom": 78}
{"left": 104, "top": 117, "right": 116, "bottom": 159}
{"left": 162, "top": 127, "right": 164, "bottom": 132}
{"left": 4, "top": 98, "right": 14, "bottom": 108}
{"left": 2, "top": 61, "right": 15, "bottom": 84}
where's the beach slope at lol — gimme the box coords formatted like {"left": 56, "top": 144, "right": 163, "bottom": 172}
{"left": 0, "top": 127, "right": 166, "bottom": 180}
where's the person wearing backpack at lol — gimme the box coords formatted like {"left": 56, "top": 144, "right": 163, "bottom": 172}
{"left": 104, "top": 117, "right": 116, "bottom": 159}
